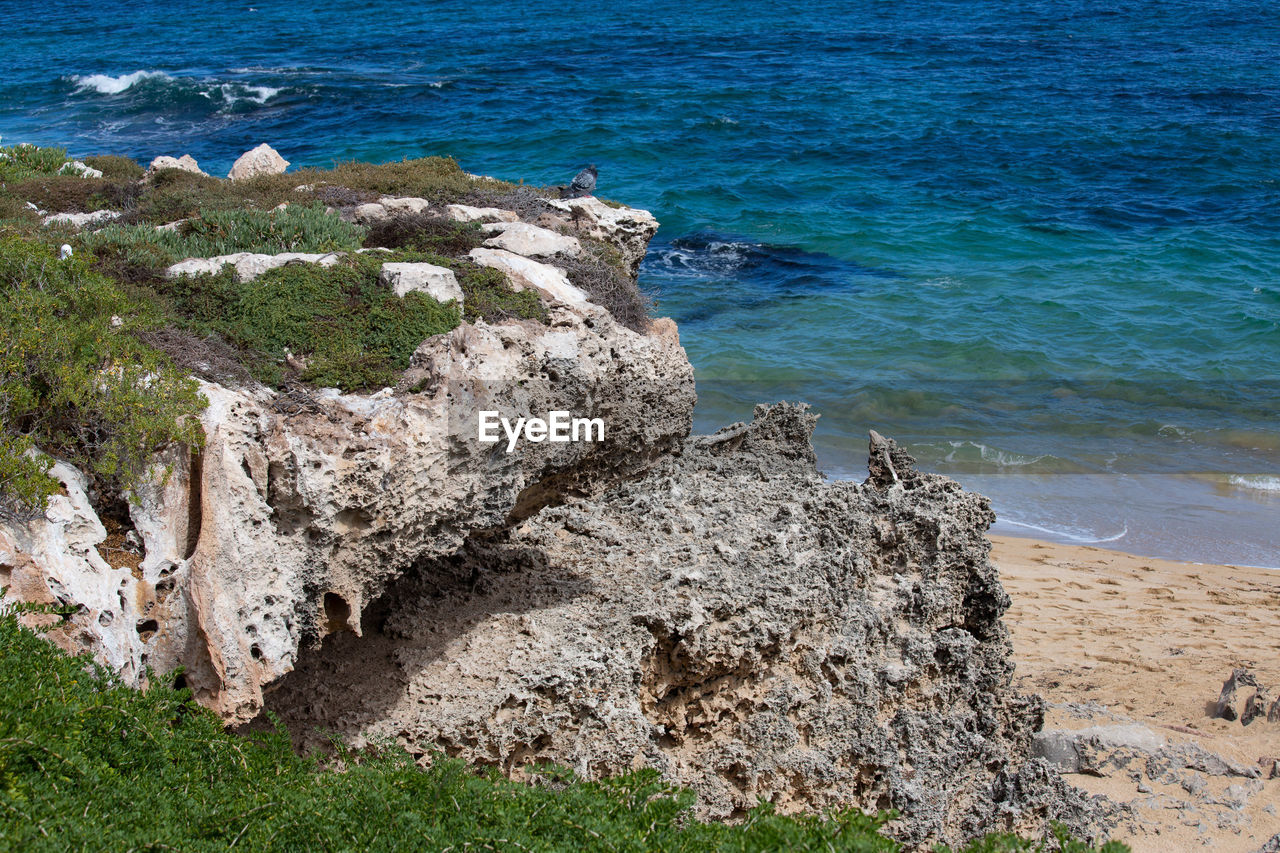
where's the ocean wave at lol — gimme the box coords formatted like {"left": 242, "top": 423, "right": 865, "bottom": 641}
{"left": 71, "top": 70, "right": 173, "bottom": 94}
{"left": 940, "top": 440, "right": 1048, "bottom": 468}
{"left": 1228, "top": 474, "right": 1280, "bottom": 493}
{"left": 999, "top": 518, "right": 1130, "bottom": 544}
{"left": 200, "top": 83, "right": 281, "bottom": 105}
{"left": 66, "top": 71, "right": 283, "bottom": 110}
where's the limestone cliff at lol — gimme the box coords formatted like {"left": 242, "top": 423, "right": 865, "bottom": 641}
{"left": 260, "top": 405, "right": 1108, "bottom": 847}
{"left": 0, "top": 199, "right": 694, "bottom": 724}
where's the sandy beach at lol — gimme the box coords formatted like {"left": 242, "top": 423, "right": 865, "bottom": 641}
{"left": 994, "top": 535, "right": 1280, "bottom": 851}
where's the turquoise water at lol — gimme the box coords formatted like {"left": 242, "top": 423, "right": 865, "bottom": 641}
{"left": 2, "top": 0, "right": 1277, "bottom": 564}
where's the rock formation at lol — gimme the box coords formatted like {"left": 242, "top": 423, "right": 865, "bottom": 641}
{"left": 259, "top": 405, "right": 1109, "bottom": 847}
{"left": 2, "top": 193, "right": 693, "bottom": 725}
{"left": 542, "top": 196, "right": 658, "bottom": 276}
{"left": 147, "top": 154, "right": 207, "bottom": 177}
{"left": 228, "top": 143, "right": 289, "bottom": 181}
{"left": 0, "top": 174, "right": 1106, "bottom": 847}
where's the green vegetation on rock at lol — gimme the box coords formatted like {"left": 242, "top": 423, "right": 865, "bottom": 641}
{"left": 0, "top": 142, "right": 72, "bottom": 183}
{"left": 82, "top": 203, "right": 366, "bottom": 268}
{"left": 0, "top": 238, "right": 205, "bottom": 517}
{"left": 155, "top": 253, "right": 459, "bottom": 389}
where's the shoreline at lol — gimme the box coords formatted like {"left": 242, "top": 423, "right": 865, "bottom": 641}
{"left": 993, "top": 535, "right": 1280, "bottom": 851}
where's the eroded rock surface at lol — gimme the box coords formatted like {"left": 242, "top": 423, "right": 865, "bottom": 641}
{"left": 2, "top": 297, "right": 693, "bottom": 724}
{"left": 260, "top": 404, "right": 1108, "bottom": 848}
{"left": 147, "top": 154, "right": 207, "bottom": 177}
{"left": 543, "top": 197, "right": 659, "bottom": 275}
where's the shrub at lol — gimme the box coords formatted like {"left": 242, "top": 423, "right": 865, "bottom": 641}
{"left": 3, "top": 175, "right": 125, "bottom": 213}
{"left": 156, "top": 253, "right": 459, "bottom": 390}
{"left": 82, "top": 154, "right": 145, "bottom": 180}
{"left": 82, "top": 203, "right": 365, "bottom": 267}
{"left": 0, "top": 142, "right": 69, "bottom": 182}
{"left": 0, "top": 237, "right": 205, "bottom": 517}
{"left": 319, "top": 156, "right": 511, "bottom": 202}
{"left": 133, "top": 158, "right": 506, "bottom": 225}
{"left": 459, "top": 263, "right": 548, "bottom": 324}
{"left": 362, "top": 212, "right": 486, "bottom": 254}
{"left": 365, "top": 248, "right": 548, "bottom": 325}
{"left": 463, "top": 183, "right": 557, "bottom": 219}
{"left": 559, "top": 239, "right": 651, "bottom": 331}
{"left": 0, "top": 195, "right": 39, "bottom": 225}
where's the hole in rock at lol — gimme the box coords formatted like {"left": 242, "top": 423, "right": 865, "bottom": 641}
{"left": 323, "top": 593, "right": 352, "bottom": 634}
{"left": 184, "top": 449, "right": 203, "bottom": 559}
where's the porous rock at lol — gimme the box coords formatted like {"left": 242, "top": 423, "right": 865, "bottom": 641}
{"left": 544, "top": 196, "right": 659, "bottom": 276}
{"left": 261, "top": 405, "right": 1110, "bottom": 848}
{"left": 1214, "top": 667, "right": 1259, "bottom": 722}
{"left": 0, "top": 295, "right": 694, "bottom": 725}
{"left": 379, "top": 262, "right": 462, "bottom": 304}
{"left": 41, "top": 210, "right": 122, "bottom": 229}
{"left": 147, "top": 154, "right": 206, "bottom": 177}
{"left": 446, "top": 204, "right": 519, "bottom": 223}
{"left": 228, "top": 143, "right": 289, "bottom": 181}
{"left": 165, "top": 251, "right": 344, "bottom": 282}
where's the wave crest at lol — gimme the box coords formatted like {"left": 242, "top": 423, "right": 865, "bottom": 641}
{"left": 67, "top": 71, "right": 282, "bottom": 110}
{"left": 71, "top": 70, "right": 173, "bottom": 94}
{"left": 1228, "top": 474, "right": 1280, "bottom": 493}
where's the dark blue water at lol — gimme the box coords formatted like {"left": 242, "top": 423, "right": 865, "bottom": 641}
{"left": 3, "top": 0, "right": 1278, "bottom": 564}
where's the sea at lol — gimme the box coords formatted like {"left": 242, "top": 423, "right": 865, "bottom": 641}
{"left": 2, "top": 0, "right": 1277, "bottom": 566}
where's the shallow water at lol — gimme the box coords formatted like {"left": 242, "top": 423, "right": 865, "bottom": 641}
{"left": 2, "top": 0, "right": 1277, "bottom": 564}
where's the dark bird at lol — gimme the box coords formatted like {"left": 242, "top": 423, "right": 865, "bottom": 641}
{"left": 566, "top": 164, "right": 597, "bottom": 199}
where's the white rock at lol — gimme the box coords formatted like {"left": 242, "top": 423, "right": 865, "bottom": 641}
{"left": 379, "top": 262, "right": 463, "bottom": 304}
{"left": 59, "top": 160, "right": 103, "bottom": 179}
{"left": 378, "top": 196, "right": 432, "bottom": 215}
{"left": 351, "top": 202, "right": 390, "bottom": 224}
{"left": 147, "top": 154, "right": 207, "bottom": 177}
{"left": 482, "top": 222, "right": 581, "bottom": 259}
{"left": 165, "top": 251, "right": 345, "bottom": 283}
{"left": 227, "top": 143, "right": 289, "bottom": 181}
{"left": 0, "top": 460, "right": 145, "bottom": 681}
{"left": 468, "top": 248, "right": 589, "bottom": 307}
{"left": 446, "top": 204, "right": 519, "bottom": 223}
{"left": 42, "top": 210, "right": 122, "bottom": 229}
{"left": 543, "top": 197, "right": 659, "bottom": 274}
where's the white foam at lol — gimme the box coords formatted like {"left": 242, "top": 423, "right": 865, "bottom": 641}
{"left": 1228, "top": 474, "right": 1280, "bottom": 493}
{"left": 1000, "top": 518, "right": 1130, "bottom": 545}
{"left": 943, "top": 440, "right": 1047, "bottom": 468}
{"left": 213, "top": 83, "right": 281, "bottom": 104}
{"left": 72, "top": 70, "right": 172, "bottom": 95}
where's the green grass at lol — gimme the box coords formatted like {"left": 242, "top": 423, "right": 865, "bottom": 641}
{"left": 0, "top": 610, "right": 1127, "bottom": 853}
{"left": 0, "top": 237, "right": 205, "bottom": 518}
